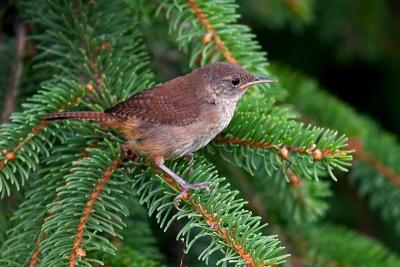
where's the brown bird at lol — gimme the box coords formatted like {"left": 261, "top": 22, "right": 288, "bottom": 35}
{"left": 43, "top": 62, "right": 275, "bottom": 208}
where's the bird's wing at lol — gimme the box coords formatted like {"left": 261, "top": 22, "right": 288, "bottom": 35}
{"left": 105, "top": 80, "right": 202, "bottom": 126}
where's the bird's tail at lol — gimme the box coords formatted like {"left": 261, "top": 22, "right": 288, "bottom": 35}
{"left": 43, "top": 111, "right": 118, "bottom": 122}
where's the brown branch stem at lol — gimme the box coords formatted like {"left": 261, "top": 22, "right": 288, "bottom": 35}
{"left": 193, "top": 200, "right": 275, "bottom": 267}
{"left": 28, "top": 235, "right": 42, "bottom": 267}
{"left": 187, "top": 0, "right": 238, "bottom": 64}
{"left": 0, "top": 12, "right": 105, "bottom": 171}
{"left": 348, "top": 138, "right": 400, "bottom": 187}
{"left": 213, "top": 135, "right": 344, "bottom": 161}
{"left": 0, "top": 90, "right": 86, "bottom": 170}
{"left": 155, "top": 171, "right": 273, "bottom": 267}
{"left": 26, "top": 140, "right": 100, "bottom": 267}
{"left": 69, "top": 160, "right": 121, "bottom": 267}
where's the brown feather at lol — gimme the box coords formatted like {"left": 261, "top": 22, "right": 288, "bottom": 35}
{"left": 42, "top": 111, "right": 118, "bottom": 122}
{"left": 105, "top": 75, "right": 205, "bottom": 126}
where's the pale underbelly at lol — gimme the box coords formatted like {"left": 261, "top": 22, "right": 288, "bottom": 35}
{"left": 171, "top": 127, "right": 221, "bottom": 158}
{"left": 128, "top": 99, "right": 237, "bottom": 159}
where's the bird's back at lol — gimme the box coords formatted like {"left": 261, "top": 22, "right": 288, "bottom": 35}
{"left": 105, "top": 74, "right": 206, "bottom": 126}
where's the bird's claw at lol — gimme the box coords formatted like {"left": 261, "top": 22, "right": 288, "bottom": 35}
{"left": 154, "top": 159, "right": 214, "bottom": 210}
{"left": 173, "top": 181, "right": 213, "bottom": 210}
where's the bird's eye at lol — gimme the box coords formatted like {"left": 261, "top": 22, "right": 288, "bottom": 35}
{"left": 231, "top": 78, "right": 240, "bottom": 86}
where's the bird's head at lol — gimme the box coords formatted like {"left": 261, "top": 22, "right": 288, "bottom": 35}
{"left": 195, "top": 62, "right": 276, "bottom": 99}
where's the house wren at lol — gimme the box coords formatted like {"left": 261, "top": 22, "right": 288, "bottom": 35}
{"left": 43, "top": 62, "right": 275, "bottom": 208}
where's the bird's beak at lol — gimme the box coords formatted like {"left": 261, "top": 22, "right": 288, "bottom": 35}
{"left": 240, "top": 75, "right": 277, "bottom": 89}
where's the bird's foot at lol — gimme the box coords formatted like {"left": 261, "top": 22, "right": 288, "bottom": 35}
{"left": 173, "top": 181, "right": 212, "bottom": 210}
{"left": 154, "top": 157, "right": 213, "bottom": 210}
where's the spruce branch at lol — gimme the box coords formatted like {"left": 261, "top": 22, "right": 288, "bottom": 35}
{"left": 154, "top": 0, "right": 351, "bottom": 182}
{"left": 210, "top": 98, "right": 351, "bottom": 181}
{"left": 349, "top": 138, "right": 400, "bottom": 187}
{"left": 271, "top": 64, "right": 400, "bottom": 233}
{"left": 38, "top": 139, "right": 134, "bottom": 267}
{"left": 211, "top": 146, "right": 331, "bottom": 224}
{"left": 0, "top": 0, "right": 153, "bottom": 197}
{"left": 0, "top": 79, "right": 88, "bottom": 197}
{"left": 1, "top": 128, "right": 163, "bottom": 267}
{"left": 301, "top": 224, "right": 400, "bottom": 267}
{"left": 0, "top": 130, "right": 102, "bottom": 266}
{"left": 134, "top": 156, "right": 288, "bottom": 266}
{"left": 186, "top": 0, "right": 238, "bottom": 64}
{"left": 69, "top": 158, "right": 122, "bottom": 267}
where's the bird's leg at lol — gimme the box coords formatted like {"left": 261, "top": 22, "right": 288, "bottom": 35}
{"left": 154, "top": 157, "right": 211, "bottom": 210}
{"left": 185, "top": 153, "right": 194, "bottom": 176}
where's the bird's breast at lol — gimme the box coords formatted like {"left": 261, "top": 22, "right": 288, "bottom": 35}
{"left": 170, "top": 98, "right": 238, "bottom": 157}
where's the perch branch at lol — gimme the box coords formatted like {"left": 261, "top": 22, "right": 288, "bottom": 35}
{"left": 213, "top": 135, "right": 346, "bottom": 161}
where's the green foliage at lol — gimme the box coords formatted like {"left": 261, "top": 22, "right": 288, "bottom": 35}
{"left": 316, "top": 0, "right": 390, "bottom": 62}
{"left": 134, "top": 155, "right": 288, "bottom": 266}
{"left": 303, "top": 224, "right": 400, "bottom": 267}
{"left": 0, "top": 0, "right": 153, "bottom": 197}
{"left": 155, "top": 0, "right": 351, "bottom": 183}
{"left": 221, "top": 111, "right": 350, "bottom": 180}
{"left": 39, "top": 140, "right": 129, "bottom": 266}
{"left": 272, "top": 64, "right": 400, "bottom": 235}
{"left": 239, "top": 0, "right": 315, "bottom": 31}
{"left": 0, "top": 79, "right": 85, "bottom": 197}
{"left": 0, "top": 129, "right": 104, "bottom": 266}
{"left": 3, "top": 0, "right": 399, "bottom": 266}
{"left": 103, "top": 246, "right": 162, "bottom": 267}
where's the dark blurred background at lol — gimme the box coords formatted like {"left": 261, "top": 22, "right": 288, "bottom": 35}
{"left": 239, "top": 0, "right": 400, "bottom": 136}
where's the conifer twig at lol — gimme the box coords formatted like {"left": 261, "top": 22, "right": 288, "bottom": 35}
{"left": 0, "top": 1, "right": 110, "bottom": 172}
{"left": 1, "top": 23, "right": 26, "bottom": 123}
{"left": 187, "top": 0, "right": 238, "bottom": 64}
{"left": 214, "top": 135, "right": 343, "bottom": 161}
{"left": 26, "top": 141, "right": 100, "bottom": 267}
{"left": 136, "top": 157, "right": 279, "bottom": 266}
{"left": 184, "top": 0, "right": 349, "bottom": 165}
{"left": 348, "top": 138, "right": 400, "bottom": 187}
{"left": 158, "top": 171, "right": 276, "bottom": 267}
{"left": 0, "top": 90, "right": 86, "bottom": 170}
{"left": 28, "top": 235, "right": 42, "bottom": 267}
{"left": 192, "top": 201, "right": 276, "bottom": 267}
{"left": 69, "top": 159, "right": 121, "bottom": 267}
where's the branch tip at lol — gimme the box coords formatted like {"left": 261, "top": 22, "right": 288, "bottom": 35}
{"left": 187, "top": 0, "right": 238, "bottom": 64}
{"left": 214, "top": 135, "right": 346, "bottom": 160}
